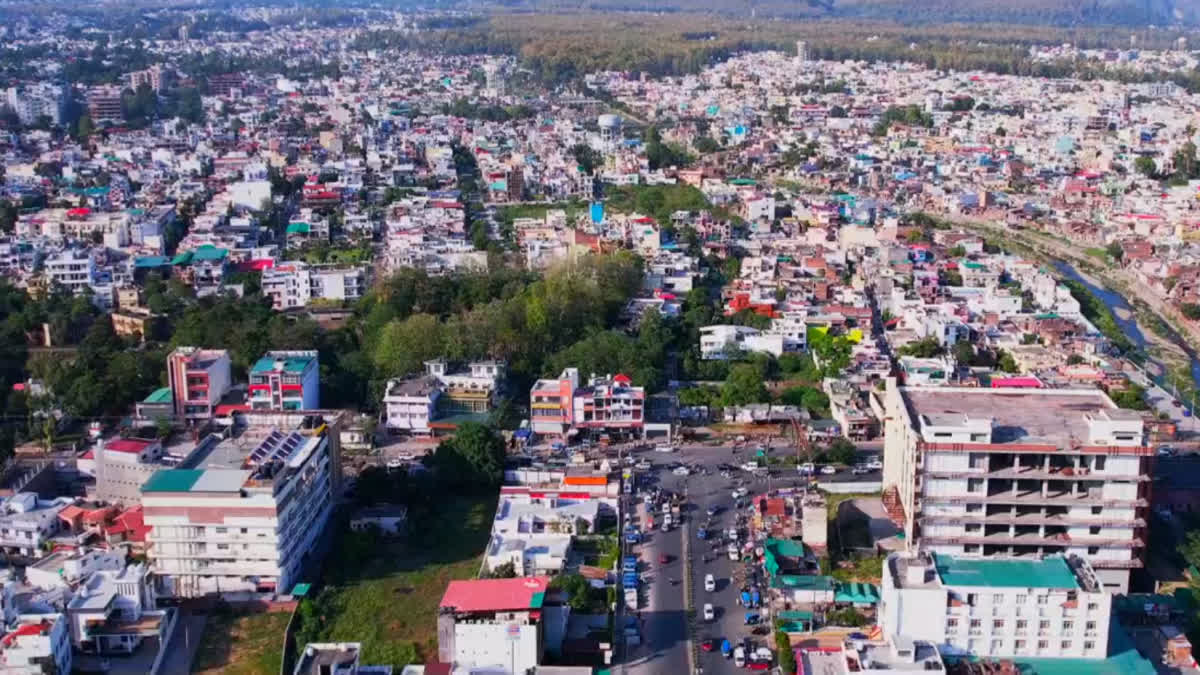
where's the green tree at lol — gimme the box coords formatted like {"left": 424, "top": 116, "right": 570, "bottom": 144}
{"left": 430, "top": 422, "right": 506, "bottom": 492}
{"left": 721, "top": 363, "right": 769, "bottom": 406}
{"left": 996, "top": 349, "right": 1019, "bottom": 373}
{"left": 1105, "top": 242, "right": 1124, "bottom": 262}
{"left": 1134, "top": 155, "right": 1157, "bottom": 177}
{"left": 1182, "top": 303, "right": 1200, "bottom": 321}
{"left": 826, "top": 437, "right": 857, "bottom": 465}
{"left": 776, "top": 630, "right": 797, "bottom": 673}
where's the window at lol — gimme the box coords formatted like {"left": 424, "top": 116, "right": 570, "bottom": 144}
{"left": 1037, "top": 595, "right": 1049, "bottom": 605}
{"left": 215, "top": 527, "right": 228, "bottom": 534}
{"left": 990, "top": 640, "right": 1003, "bottom": 653}
{"left": 1094, "top": 456, "right": 1106, "bottom": 471}
{"left": 1062, "top": 621, "right": 1073, "bottom": 631}
{"left": 1038, "top": 640, "right": 1049, "bottom": 649}
{"left": 1015, "top": 595, "right": 1027, "bottom": 605}
{"left": 966, "top": 503, "right": 984, "bottom": 513}
{"left": 240, "top": 528, "right": 248, "bottom": 534}
{"left": 1086, "top": 621, "right": 1096, "bottom": 631}
{"left": 993, "top": 620, "right": 1005, "bottom": 629}
{"left": 1087, "top": 602, "right": 1099, "bottom": 611}
{"left": 216, "top": 544, "right": 229, "bottom": 550}
{"left": 1015, "top": 640, "right": 1027, "bottom": 649}
{"left": 1089, "top": 526, "right": 1101, "bottom": 535}
{"left": 947, "top": 618, "right": 959, "bottom": 628}
{"left": 968, "top": 478, "right": 985, "bottom": 493}
{"left": 1016, "top": 620, "right": 1027, "bottom": 630}
{"left": 1062, "top": 639, "right": 1072, "bottom": 649}
{"left": 993, "top": 594, "right": 1004, "bottom": 604}
{"left": 1039, "top": 620, "right": 1050, "bottom": 630}
{"left": 970, "top": 619, "right": 982, "bottom": 628}
{"left": 964, "top": 544, "right": 980, "bottom": 553}
{"left": 1087, "top": 546, "right": 1099, "bottom": 555}
{"left": 967, "top": 594, "right": 978, "bottom": 606}
{"left": 1091, "top": 506, "right": 1102, "bottom": 515}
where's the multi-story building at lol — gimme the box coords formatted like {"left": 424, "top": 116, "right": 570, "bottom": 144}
{"left": 86, "top": 87, "right": 124, "bottom": 122}
{"left": 699, "top": 324, "right": 802, "bottom": 359}
{"left": 141, "top": 423, "right": 338, "bottom": 597}
{"left": 437, "top": 576, "right": 550, "bottom": 673}
{"left": 0, "top": 614, "right": 72, "bottom": 675}
{"left": 166, "top": 347, "right": 232, "bottom": 422}
{"left": 65, "top": 563, "right": 170, "bottom": 655}
{"left": 5, "top": 84, "right": 65, "bottom": 126}
{"left": 261, "top": 262, "right": 367, "bottom": 310}
{"left": 529, "top": 369, "right": 645, "bottom": 438}
{"left": 43, "top": 249, "right": 95, "bottom": 293}
{"left": 881, "top": 551, "right": 1111, "bottom": 660}
{"left": 249, "top": 351, "right": 320, "bottom": 411}
{"left": 78, "top": 438, "right": 165, "bottom": 504}
{"left": 882, "top": 380, "right": 1150, "bottom": 592}
{"left": 383, "top": 360, "right": 506, "bottom": 434}
{"left": 0, "top": 494, "right": 74, "bottom": 559}
{"left": 129, "top": 65, "right": 171, "bottom": 92}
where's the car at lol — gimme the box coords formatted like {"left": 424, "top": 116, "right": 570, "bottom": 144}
{"left": 697, "top": 528, "right": 708, "bottom": 540}
{"left": 707, "top": 505, "right": 721, "bottom": 516}
{"left": 733, "top": 646, "right": 746, "bottom": 668}
{"left": 820, "top": 465, "right": 837, "bottom": 475}
{"left": 1158, "top": 446, "right": 1176, "bottom": 457}
{"left": 747, "top": 662, "right": 770, "bottom": 671}
{"left": 655, "top": 444, "right": 675, "bottom": 453}
{"left": 740, "top": 462, "right": 760, "bottom": 472}
{"left": 635, "top": 460, "right": 652, "bottom": 470}
{"left": 673, "top": 466, "right": 690, "bottom": 476}
{"left": 704, "top": 573, "right": 716, "bottom": 591}
{"left": 798, "top": 462, "right": 815, "bottom": 475}
{"left": 701, "top": 639, "right": 717, "bottom": 652}
{"left": 731, "top": 487, "right": 749, "bottom": 499}
{"left": 661, "top": 521, "right": 670, "bottom": 532}
{"left": 659, "top": 553, "right": 671, "bottom": 564}
{"left": 851, "top": 464, "right": 871, "bottom": 475}
{"left": 866, "top": 458, "right": 883, "bottom": 470}
{"left": 703, "top": 604, "right": 715, "bottom": 621}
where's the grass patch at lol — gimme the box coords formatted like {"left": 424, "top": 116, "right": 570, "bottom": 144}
{"left": 1084, "top": 247, "right": 1110, "bottom": 261}
{"left": 192, "top": 610, "right": 290, "bottom": 675}
{"left": 299, "top": 495, "right": 497, "bottom": 671}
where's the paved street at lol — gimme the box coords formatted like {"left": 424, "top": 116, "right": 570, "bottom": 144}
{"left": 621, "top": 442, "right": 840, "bottom": 674}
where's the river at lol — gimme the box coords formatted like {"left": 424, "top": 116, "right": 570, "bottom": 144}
{"left": 1051, "top": 260, "right": 1200, "bottom": 388}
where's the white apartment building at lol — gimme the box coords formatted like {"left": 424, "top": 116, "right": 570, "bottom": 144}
{"left": 881, "top": 551, "right": 1111, "bottom": 660}
{"left": 437, "top": 577, "right": 549, "bottom": 673}
{"left": 699, "top": 324, "right": 802, "bottom": 360}
{"left": 141, "top": 426, "right": 337, "bottom": 597}
{"left": 43, "top": 249, "right": 95, "bottom": 293}
{"left": 5, "top": 84, "right": 65, "bottom": 126}
{"left": 382, "top": 376, "right": 441, "bottom": 433}
{"left": 261, "top": 262, "right": 366, "bottom": 310}
{"left": 0, "top": 494, "right": 74, "bottom": 559}
{"left": 0, "top": 614, "right": 72, "bottom": 675}
{"left": 383, "top": 360, "right": 506, "bottom": 433}
{"left": 882, "top": 380, "right": 1150, "bottom": 592}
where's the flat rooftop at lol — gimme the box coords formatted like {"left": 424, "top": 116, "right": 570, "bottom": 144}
{"left": 902, "top": 386, "right": 1128, "bottom": 446}
{"left": 890, "top": 552, "right": 1082, "bottom": 591}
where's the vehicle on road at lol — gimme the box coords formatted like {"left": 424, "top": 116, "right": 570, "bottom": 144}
{"left": 673, "top": 465, "right": 690, "bottom": 476}
{"left": 721, "top": 639, "right": 732, "bottom": 658}
{"left": 701, "top": 638, "right": 716, "bottom": 652}
{"left": 1158, "top": 446, "right": 1176, "bottom": 457}
{"left": 866, "top": 458, "right": 883, "bottom": 470}
{"left": 655, "top": 444, "right": 675, "bottom": 453}
{"left": 744, "top": 612, "right": 761, "bottom": 625}
{"left": 703, "top": 603, "right": 715, "bottom": 621}
{"left": 706, "top": 505, "right": 720, "bottom": 516}
{"left": 659, "top": 553, "right": 671, "bottom": 564}
{"left": 851, "top": 464, "right": 871, "bottom": 475}
{"left": 731, "top": 487, "right": 749, "bottom": 499}
{"left": 733, "top": 646, "right": 746, "bottom": 667}
{"left": 798, "top": 462, "right": 815, "bottom": 475}
{"left": 728, "top": 545, "right": 739, "bottom": 561}
{"left": 697, "top": 527, "right": 708, "bottom": 540}
{"left": 705, "top": 573, "right": 716, "bottom": 592}
{"left": 740, "top": 461, "right": 760, "bottom": 472}
{"left": 820, "top": 465, "right": 838, "bottom": 475}
{"left": 635, "top": 460, "right": 652, "bottom": 470}
{"left": 747, "top": 661, "right": 770, "bottom": 671}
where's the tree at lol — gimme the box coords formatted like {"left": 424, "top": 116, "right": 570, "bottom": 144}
{"left": 826, "top": 437, "right": 857, "bottom": 465}
{"left": 154, "top": 416, "right": 172, "bottom": 441}
{"left": 1101, "top": 243, "right": 1125, "bottom": 265}
{"left": 550, "top": 573, "right": 598, "bottom": 612}
{"left": 721, "top": 364, "right": 769, "bottom": 407}
{"left": 1134, "top": 155, "right": 1157, "bottom": 177}
{"left": 1182, "top": 303, "right": 1200, "bottom": 321}
{"left": 1067, "top": 353, "right": 1086, "bottom": 365}
{"left": 776, "top": 630, "right": 797, "bottom": 674}
{"left": 995, "top": 349, "right": 1019, "bottom": 373}
{"left": 779, "top": 386, "right": 829, "bottom": 417}
{"left": 947, "top": 245, "right": 967, "bottom": 258}
{"left": 829, "top": 105, "right": 847, "bottom": 118}
{"left": 571, "top": 143, "right": 603, "bottom": 174}
{"left": 897, "top": 337, "right": 943, "bottom": 358}
{"left": 430, "top": 422, "right": 506, "bottom": 492}
{"left": 487, "top": 561, "right": 517, "bottom": 579}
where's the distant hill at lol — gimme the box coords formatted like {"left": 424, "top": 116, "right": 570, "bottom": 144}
{"left": 495, "top": 0, "right": 1200, "bottom": 26}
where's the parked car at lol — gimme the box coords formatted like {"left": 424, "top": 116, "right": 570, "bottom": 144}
{"left": 866, "top": 458, "right": 883, "bottom": 470}
{"left": 705, "top": 574, "right": 716, "bottom": 592}
{"left": 740, "top": 462, "right": 760, "bottom": 472}
{"left": 673, "top": 466, "right": 690, "bottom": 476}
{"left": 733, "top": 646, "right": 746, "bottom": 667}
{"left": 706, "top": 505, "right": 721, "bottom": 516}
{"left": 1158, "top": 446, "right": 1176, "bottom": 457}
{"left": 659, "top": 553, "right": 671, "bottom": 564}
{"left": 655, "top": 444, "right": 675, "bottom": 453}
{"left": 798, "top": 462, "right": 815, "bottom": 475}
{"left": 703, "top": 603, "right": 715, "bottom": 621}
{"left": 701, "top": 638, "right": 717, "bottom": 652}
{"left": 851, "top": 464, "right": 871, "bottom": 475}
{"left": 747, "top": 661, "right": 770, "bottom": 671}
{"left": 820, "top": 465, "right": 838, "bottom": 475}
{"left": 731, "top": 487, "right": 749, "bottom": 499}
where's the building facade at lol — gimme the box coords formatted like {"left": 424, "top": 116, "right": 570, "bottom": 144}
{"left": 882, "top": 380, "right": 1150, "bottom": 592}
{"left": 249, "top": 351, "right": 320, "bottom": 411}
{"left": 881, "top": 551, "right": 1111, "bottom": 661}
{"left": 141, "top": 426, "right": 337, "bottom": 598}
{"left": 166, "top": 347, "right": 232, "bottom": 422}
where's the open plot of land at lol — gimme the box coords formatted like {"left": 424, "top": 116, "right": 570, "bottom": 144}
{"left": 192, "top": 610, "right": 290, "bottom": 675}
{"left": 312, "top": 495, "right": 497, "bottom": 670}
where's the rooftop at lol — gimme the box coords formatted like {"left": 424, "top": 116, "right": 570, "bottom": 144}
{"left": 439, "top": 576, "right": 549, "bottom": 614}
{"left": 251, "top": 352, "right": 316, "bottom": 374}
{"left": 140, "top": 468, "right": 248, "bottom": 494}
{"left": 143, "top": 387, "right": 171, "bottom": 404}
{"left": 891, "top": 552, "right": 1084, "bottom": 590}
{"left": 901, "top": 386, "right": 1133, "bottom": 446}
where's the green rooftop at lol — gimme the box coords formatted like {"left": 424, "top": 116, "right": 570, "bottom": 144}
{"left": 251, "top": 354, "right": 315, "bottom": 374}
{"left": 286, "top": 222, "right": 311, "bottom": 235}
{"left": 771, "top": 574, "right": 834, "bottom": 592}
{"left": 933, "top": 553, "right": 1078, "bottom": 589}
{"left": 143, "top": 387, "right": 172, "bottom": 404}
{"left": 141, "top": 469, "right": 203, "bottom": 493}
{"left": 192, "top": 245, "right": 228, "bottom": 262}
{"left": 170, "top": 251, "right": 193, "bottom": 266}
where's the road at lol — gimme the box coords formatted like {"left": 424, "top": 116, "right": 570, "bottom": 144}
{"left": 621, "top": 442, "right": 835, "bottom": 674}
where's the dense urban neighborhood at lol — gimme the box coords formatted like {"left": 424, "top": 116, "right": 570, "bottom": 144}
{"left": 6, "top": 3, "right": 1200, "bottom": 675}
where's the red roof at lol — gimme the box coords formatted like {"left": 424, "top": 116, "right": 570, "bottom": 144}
{"left": 1, "top": 623, "right": 49, "bottom": 646}
{"left": 105, "top": 506, "right": 150, "bottom": 542}
{"left": 613, "top": 373, "right": 632, "bottom": 385}
{"left": 215, "top": 403, "right": 251, "bottom": 416}
{"left": 105, "top": 439, "right": 153, "bottom": 454}
{"left": 439, "top": 576, "right": 549, "bottom": 613}
{"left": 990, "top": 377, "right": 1042, "bottom": 389}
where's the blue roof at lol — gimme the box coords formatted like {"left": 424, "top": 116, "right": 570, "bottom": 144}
{"left": 134, "top": 256, "right": 170, "bottom": 268}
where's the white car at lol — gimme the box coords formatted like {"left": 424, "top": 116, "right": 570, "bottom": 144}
{"left": 655, "top": 444, "right": 675, "bottom": 453}
{"left": 820, "top": 465, "right": 837, "bottom": 475}
{"left": 703, "top": 603, "right": 715, "bottom": 621}
{"left": 731, "top": 487, "right": 749, "bottom": 499}
{"left": 727, "top": 544, "right": 740, "bottom": 561}
{"left": 740, "top": 462, "right": 759, "bottom": 472}
{"left": 866, "top": 458, "right": 883, "bottom": 470}
{"left": 636, "top": 460, "right": 652, "bottom": 470}
{"left": 733, "top": 646, "right": 746, "bottom": 667}
{"left": 673, "top": 466, "right": 690, "bottom": 476}
{"left": 704, "top": 574, "right": 716, "bottom": 592}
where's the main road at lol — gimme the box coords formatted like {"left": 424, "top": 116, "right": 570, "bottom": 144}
{"left": 620, "top": 442, "right": 877, "bottom": 674}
